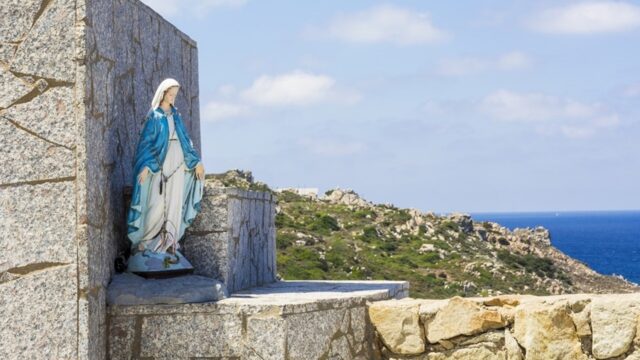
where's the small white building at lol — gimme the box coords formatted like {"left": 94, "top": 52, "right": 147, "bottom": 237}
{"left": 274, "top": 187, "right": 319, "bottom": 200}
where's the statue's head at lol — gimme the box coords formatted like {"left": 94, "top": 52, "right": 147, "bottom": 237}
{"left": 161, "top": 85, "right": 180, "bottom": 106}
{"left": 149, "top": 78, "right": 181, "bottom": 114}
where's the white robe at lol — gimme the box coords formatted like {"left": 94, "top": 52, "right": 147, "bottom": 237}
{"left": 138, "top": 113, "right": 188, "bottom": 253}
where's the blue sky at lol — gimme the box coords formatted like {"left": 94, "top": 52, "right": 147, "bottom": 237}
{"left": 142, "top": 0, "right": 640, "bottom": 213}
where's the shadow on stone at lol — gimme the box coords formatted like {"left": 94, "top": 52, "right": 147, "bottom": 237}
{"left": 107, "top": 273, "right": 229, "bottom": 305}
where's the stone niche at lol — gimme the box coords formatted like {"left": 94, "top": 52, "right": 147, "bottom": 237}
{"left": 0, "top": 0, "right": 200, "bottom": 358}
{"left": 120, "top": 179, "right": 279, "bottom": 294}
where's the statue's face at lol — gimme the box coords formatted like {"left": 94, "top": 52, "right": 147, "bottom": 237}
{"left": 162, "top": 86, "right": 179, "bottom": 105}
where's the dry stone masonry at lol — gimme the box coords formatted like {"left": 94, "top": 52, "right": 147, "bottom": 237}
{"left": 369, "top": 293, "right": 640, "bottom": 359}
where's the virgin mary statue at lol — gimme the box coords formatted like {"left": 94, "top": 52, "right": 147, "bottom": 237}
{"left": 125, "top": 78, "right": 205, "bottom": 277}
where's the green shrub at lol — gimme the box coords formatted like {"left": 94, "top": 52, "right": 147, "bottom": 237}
{"left": 354, "top": 209, "right": 377, "bottom": 220}
{"left": 277, "top": 247, "right": 328, "bottom": 279}
{"left": 326, "top": 238, "right": 350, "bottom": 268}
{"left": 420, "top": 251, "right": 441, "bottom": 264}
{"left": 278, "top": 190, "right": 306, "bottom": 202}
{"left": 306, "top": 213, "right": 340, "bottom": 234}
{"left": 276, "top": 232, "right": 296, "bottom": 249}
{"left": 379, "top": 241, "right": 398, "bottom": 252}
{"left": 276, "top": 213, "right": 300, "bottom": 229}
{"left": 497, "top": 250, "right": 564, "bottom": 279}
{"left": 440, "top": 221, "right": 460, "bottom": 232}
{"left": 360, "top": 226, "right": 379, "bottom": 242}
{"left": 391, "top": 209, "right": 413, "bottom": 223}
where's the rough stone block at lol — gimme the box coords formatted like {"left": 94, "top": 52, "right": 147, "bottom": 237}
{"left": 0, "top": 181, "right": 76, "bottom": 272}
{"left": 0, "top": 119, "right": 75, "bottom": 184}
{"left": 10, "top": 0, "right": 76, "bottom": 82}
{"left": 183, "top": 232, "right": 229, "bottom": 279}
{"left": 0, "top": 264, "right": 78, "bottom": 359}
{"left": 139, "top": 313, "right": 243, "bottom": 358}
{"left": 183, "top": 185, "right": 277, "bottom": 293}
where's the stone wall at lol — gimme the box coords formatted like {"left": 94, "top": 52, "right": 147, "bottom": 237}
{"left": 184, "top": 183, "right": 278, "bottom": 293}
{"left": 0, "top": 0, "right": 200, "bottom": 358}
{"left": 369, "top": 293, "right": 640, "bottom": 359}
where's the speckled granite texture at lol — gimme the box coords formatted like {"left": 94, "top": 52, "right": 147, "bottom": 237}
{"left": 0, "top": 0, "right": 199, "bottom": 358}
{"left": 183, "top": 185, "right": 278, "bottom": 293}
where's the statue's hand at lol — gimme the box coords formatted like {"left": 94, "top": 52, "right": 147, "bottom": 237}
{"left": 195, "top": 163, "right": 205, "bottom": 180}
{"left": 138, "top": 167, "right": 150, "bottom": 184}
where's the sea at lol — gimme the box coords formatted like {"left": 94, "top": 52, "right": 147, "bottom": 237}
{"left": 466, "top": 210, "right": 640, "bottom": 285}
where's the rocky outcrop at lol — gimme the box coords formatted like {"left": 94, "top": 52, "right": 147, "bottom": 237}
{"left": 369, "top": 293, "right": 640, "bottom": 359}
{"left": 324, "top": 187, "right": 375, "bottom": 208}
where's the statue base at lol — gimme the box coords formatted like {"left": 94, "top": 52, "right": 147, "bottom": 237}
{"left": 126, "top": 249, "right": 194, "bottom": 279}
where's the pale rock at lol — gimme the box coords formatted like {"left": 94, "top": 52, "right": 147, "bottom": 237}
{"left": 369, "top": 299, "right": 425, "bottom": 355}
{"left": 569, "top": 299, "right": 592, "bottom": 337}
{"left": 447, "top": 212, "right": 474, "bottom": 233}
{"left": 484, "top": 295, "right": 521, "bottom": 307}
{"left": 418, "top": 243, "right": 436, "bottom": 254}
{"left": 591, "top": 295, "right": 640, "bottom": 358}
{"left": 512, "top": 300, "right": 587, "bottom": 360}
{"left": 427, "top": 345, "right": 507, "bottom": 360}
{"left": 427, "top": 296, "right": 508, "bottom": 343}
{"left": 324, "top": 188, "right": 374, "bottom": 208}
{"left": 504, "top": 328, "right": 524, "bottom": 360}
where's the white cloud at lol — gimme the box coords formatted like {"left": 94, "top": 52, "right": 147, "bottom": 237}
{"left": 141, "top": 0, "right": 246, "bottom": 18}
{"left": 297, "top": 137, "right": 367, "bottom": 156}
{"left": 201, "top": 101, "right": 249, "bottom": 122}
{"left": 481, "top": 89, "right": 620, "bottom": 138}
{"left": 307, "top": 4, "right": 449, "bottom": 45}
{"left": 527, "top": 1, "right": 640, "bottom": 34}
{"left": 437, "top": 51, "right": 532, "bottom": 76}
{"left": 241, "top": 70, "right": 336, "bottom": 106}
{"left": 202, "top": 70, "right": 360, "bottom": 121}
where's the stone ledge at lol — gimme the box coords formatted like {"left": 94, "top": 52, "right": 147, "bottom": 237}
{"left": 107, "top": 279, "right": 408, "bottom": 359}
{"left": 108, "top": 279, "right": 409, "bottom": 316}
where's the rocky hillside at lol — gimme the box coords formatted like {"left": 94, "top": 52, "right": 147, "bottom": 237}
{"left": 208, "top": 170, "right": 640, "bottom": 299}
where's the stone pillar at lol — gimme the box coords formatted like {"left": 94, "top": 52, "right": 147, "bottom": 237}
{"left": 183, "top": 183, "right": 279, "bottom": 293}
{"left": 0, "top": 0, "right": 200, "bottom": 358}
